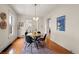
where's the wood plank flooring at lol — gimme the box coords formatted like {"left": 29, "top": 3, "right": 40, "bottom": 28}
{"left": 1, "top": 36, "right": 73, "bottom": 54}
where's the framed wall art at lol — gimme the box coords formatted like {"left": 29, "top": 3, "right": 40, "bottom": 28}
{"left": 57, "top": 15, "right": 65, "bottom": 31}
{"left": 0, "top": 12, "right": 6, "bottom": 20}
{"left": 0, "top": 20, "right": 7, "bottom": 29}
{"left": 0, "top": 12, "right": 7, "bottom": 29}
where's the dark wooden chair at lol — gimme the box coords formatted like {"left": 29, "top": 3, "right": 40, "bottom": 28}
{"left": 41, "top": 34, "right": 47, "bottom": 41}
{"left": 25, "top": 36, "right": 33, "bottom": 47}
{"left": 25, "top": 36, "right": 34, "bottom": 53}
{"left": 36, "top": 34, "right": 47, "bottom": 48}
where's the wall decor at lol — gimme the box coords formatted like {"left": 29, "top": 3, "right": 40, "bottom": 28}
{"left": 0, "top": 12, "right": 6, "bottom": 20}
{"left": 0, "top": 12, "right": 7, "bottom": 29}
{"left": 0, "top": 20, "right": 7, "bottom": 29}
{"left": 57, "top": 15, "right": 65, "bottom": 31}
{"left": 19, "top": 22, "right": 24, "bottom": 27}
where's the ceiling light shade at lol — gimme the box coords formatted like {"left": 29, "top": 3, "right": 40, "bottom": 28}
{"left": 36, "top": 17, "right": 39, "bottom": 21}
{"left": 33, "top": 17, "right": 39, "bottom": 21}
{"left": 32, "top": 4, "right": 39, "bottom": 21}
{"left": 33, "top": 17, "right": 36, "bottom": 20}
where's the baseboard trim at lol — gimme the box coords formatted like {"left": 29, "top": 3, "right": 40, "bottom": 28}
{"left": 0, "top": 37, "right": 20, "bottom": 54}
{"left": 45, "top": 38, "right": 73, "bottom": 54}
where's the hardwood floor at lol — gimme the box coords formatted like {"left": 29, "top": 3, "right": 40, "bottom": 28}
{"left": 1, "top": 37, "right": 25, "bottom": 54}
{"left": 45, "top": 36, "right": 73, "bottom": 54}
{"left": 1, "top": 36, "right": 73, "bottom": 54}
{"left": 10, "top": 37, "right": 25, "bottom": 54}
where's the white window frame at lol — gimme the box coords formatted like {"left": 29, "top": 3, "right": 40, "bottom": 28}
{"left": 9, "top": 15, "right": 13, "bottom": 35}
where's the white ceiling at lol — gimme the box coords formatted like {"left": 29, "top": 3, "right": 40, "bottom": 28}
{"left": 10, "top": 4, "right": 56, "bottom": 17}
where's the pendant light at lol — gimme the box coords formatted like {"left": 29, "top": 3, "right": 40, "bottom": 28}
{"left": 33, "top": 4, "right": 39, "bottom": 21}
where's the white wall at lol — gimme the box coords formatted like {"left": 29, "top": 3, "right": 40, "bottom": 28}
{"left": 0, "top": 5, "right": 17, "bottom": 52}
{"left": 17, "top": 16, "right": 37, "bottom": 36}
{"left": 44, "top": 5, "right": 79, "bottom": 53}
{"left": 17, "top": 16, "right": 45, "bottom": 36}
{"left": 37, "top": 17, "right": 45, "bottom": 35}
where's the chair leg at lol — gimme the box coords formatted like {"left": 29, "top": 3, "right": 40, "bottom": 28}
{"left": 27, "top": 43, "right": 31, "bottom": 47}
{"left": 31, "top": 44, "right": 32, "bottom": 53}
{"left": 39, "top": 41, "right": 45, "bottom": 48}
{"left": 42, "top": 41, "right": 46, "bottom": 47}
{"left": 36, "top": 43, "right": 39, "bottom": 49}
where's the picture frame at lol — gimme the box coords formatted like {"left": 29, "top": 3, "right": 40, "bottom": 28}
{"left": 19, "top": 22, "right": 24, "bottom": 27}
{"left": 57, "top": 15, "right": 65, "bottom": 31}
{"left": 0, "top": 12, "right": 6, "bottom": 20}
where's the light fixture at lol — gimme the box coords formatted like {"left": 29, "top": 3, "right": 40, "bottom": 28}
{"left": 33, "top": 17, "right": 39, "bottom": 21}
{"left": 33, "top": 4, "right": 39, "bottom": 21}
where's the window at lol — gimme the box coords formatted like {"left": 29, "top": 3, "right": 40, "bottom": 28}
{"left": 9, "top": 15, "right": 13, "bottom": 34}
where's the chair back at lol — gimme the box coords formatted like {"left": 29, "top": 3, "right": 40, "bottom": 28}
{"left": 42, "top": 34, "right": 47, "bottom": 41}
{"left": 25, "top": 36, "right": 33, "bottom": 43}
{"left": 25, "top": 31, "right": 28, "bottom": 36}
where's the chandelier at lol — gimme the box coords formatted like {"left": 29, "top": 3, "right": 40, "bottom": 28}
{"left": 33, "top": 4, "right": 39, "bottom": 21}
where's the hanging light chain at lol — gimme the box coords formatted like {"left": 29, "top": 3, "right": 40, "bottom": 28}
{"left": 33, "top": 4, "right": 39, "bottom": 21}
{"left": 35, "top": 4, "right": 37, "bottom": 18}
